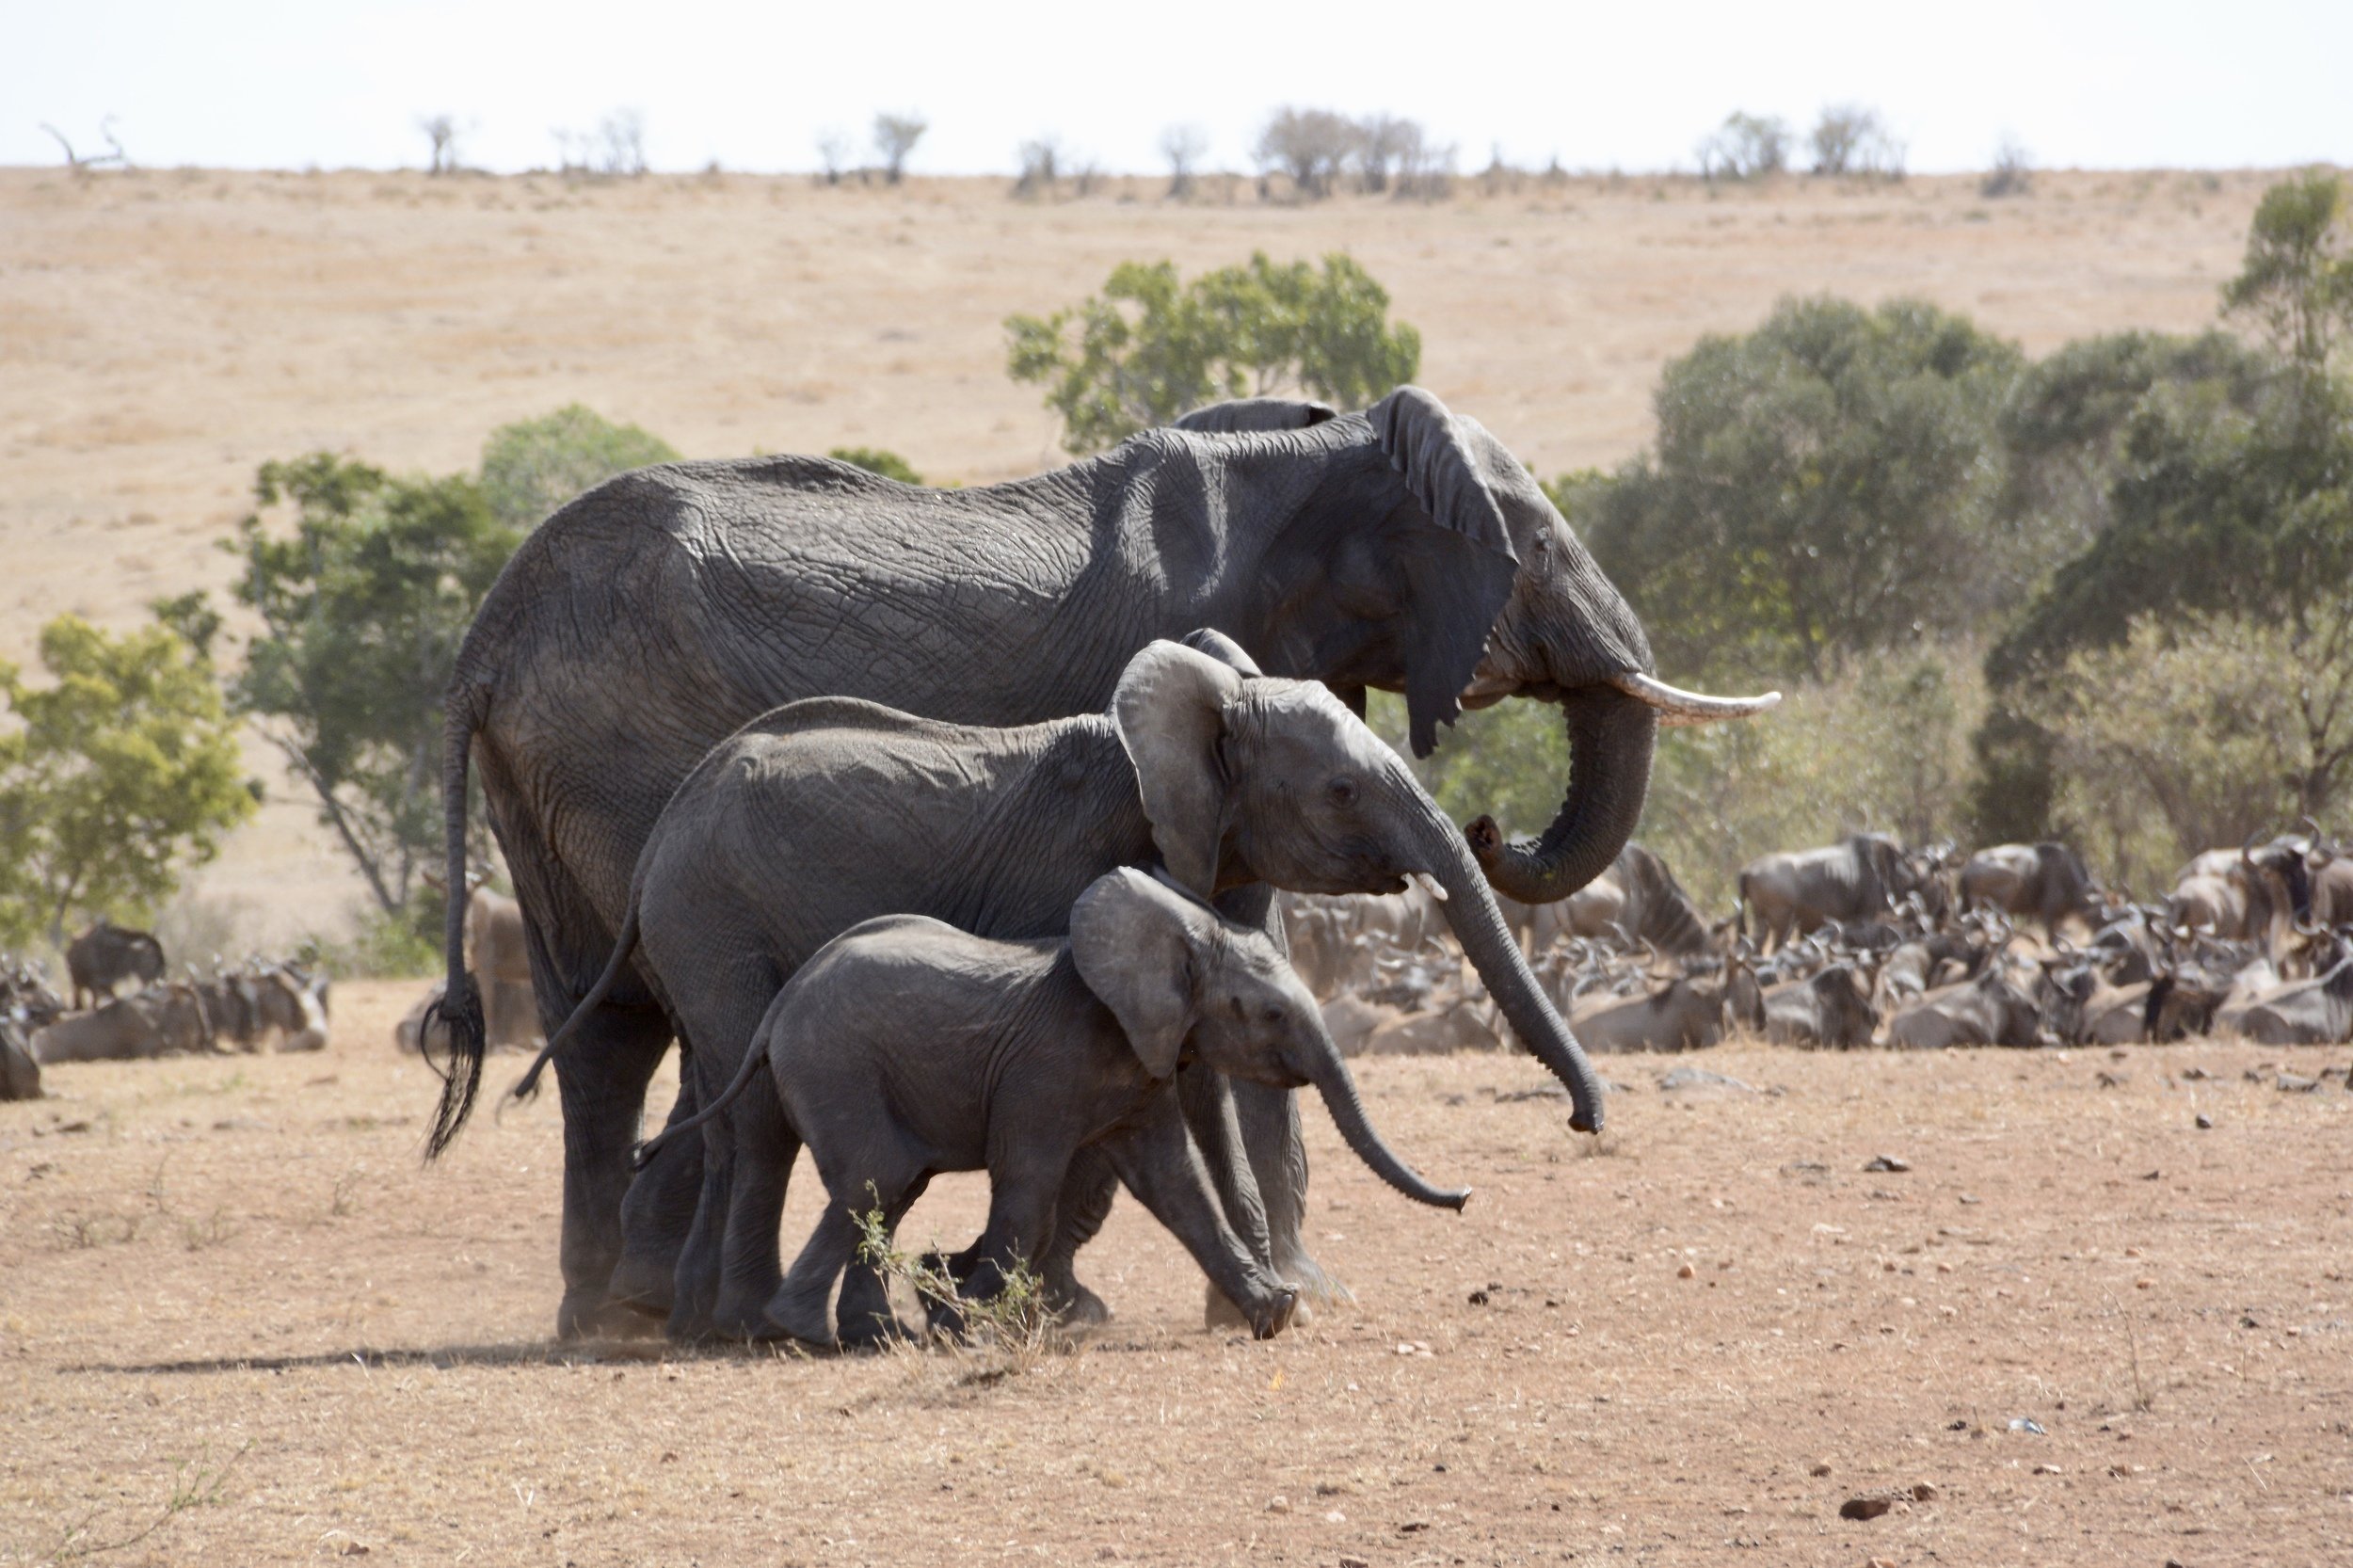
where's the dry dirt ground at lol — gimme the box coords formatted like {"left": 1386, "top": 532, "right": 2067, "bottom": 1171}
{"left": 5, "top": 980, "right": 2350, "bottom": 1565}
{"left": 0, "top": 165, "right": 2276, "bottom": 946}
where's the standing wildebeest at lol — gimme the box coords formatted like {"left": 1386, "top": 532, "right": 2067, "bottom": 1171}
{"left": 64, "top": 920, "right": 166, "bottom": 1010}
{"left": 1737, "top": 834, "right": 1941, "bottom": 953}
{"left": 2309, "top": 836, "right": 2352, "bottom": 928}
{"left": 2170, "top": 838, "right": 2308, "bottom": 940}
{"left": 424, "top": 388, "right": 1776, "bottom": 1338}
{"left": 1960, "top": 842, "right": 2101, "bottom": 936}
{"left": 1505, "top": 841, "right": 1712, "bottom": 957}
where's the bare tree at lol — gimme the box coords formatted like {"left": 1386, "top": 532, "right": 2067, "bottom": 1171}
{"left": 551, "top": 128, "right": 587, "bottom": 175}
{"left": 1160, "top": 123, "right": 1209, "bottom": 199}
{"left": 1014, "top": 136, "right": 1060, "bottom": 200}
{"left": 598, "top": 109, "right": 647, "bottom": 176}
{"left": 418, "top": 114, "right": 462, "bottom": 176}
{"left": 1697, "top": 111, "right": 1791, "bottom": 181}
{"left": 1809, "top": 104, "right": 1904, "bottom": 178}
{"left": 39, "top": 116, "right": 129, "bottom": 172}
{"left": 1355, "top": 113, "right": 1421, "bottom": 194}
{"left": 873, "top": 112, "right": 927, "bottom": 184}
{"left": 1396, "top": 129, "right": 1457, "bottom": 201}
{"left": 815, "top": 127, "right": 852, "bottom": 185}
{"left": 1981, "top": 133, "right": 2033, "bottom": 198}
{"left": 1253, "top": 106, "right": 1359, "bottom": 200}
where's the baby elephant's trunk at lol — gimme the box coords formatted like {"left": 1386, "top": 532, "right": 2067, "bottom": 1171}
{"left": 1302, "top": 1052, "right": 1470, "bottom": 1212}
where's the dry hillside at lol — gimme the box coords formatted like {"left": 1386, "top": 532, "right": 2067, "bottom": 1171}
{"left": 0, "top": 165, "right": 2272, "bottom": 944}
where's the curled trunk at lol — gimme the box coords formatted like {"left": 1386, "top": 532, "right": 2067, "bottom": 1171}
{"left": 1472, "top": 688, "right": 1657, "bottom": 910}
{"left": 1303, "top": 1056, "right": 1469, "bottom": 1211}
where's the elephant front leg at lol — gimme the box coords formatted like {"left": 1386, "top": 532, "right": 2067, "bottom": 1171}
{"left": 552, "top": 1004, "right": 677, "bottom": 1340}
{"left": 1231, "top": 1080, "right": 1350, "bottom": 1308}
{"left": 1104, "top": 1098, "right": 1297, "bottom": 1340}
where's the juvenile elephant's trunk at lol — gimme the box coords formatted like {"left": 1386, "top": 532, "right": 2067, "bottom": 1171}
{"left": 1415, "top": 792, "right": 1609, "bottom": 1133}
{"left": 1299, "top": 1049, "right": 1469, "bottom": 1211}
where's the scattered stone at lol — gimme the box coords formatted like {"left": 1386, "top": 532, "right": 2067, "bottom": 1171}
{"left": 1466, "top": 1288, "right": 1490, "bottom": 1306}
{"left": 1838, "top": 1496, "right": 1893, "bottom": 1521}
{"left": 1338, "top": 1557, "right": 1370, "bottom": 1568}
{"left": 1863, "top": 1155, "right": 1912, "bottom": 1173}
{"left": 2095, "top": 1071, "right": 2126, "bottom": 1088}
{"left": 2007, "top": 1417, "right": 2047, "bottom": 1435}
{"left": 2279, "top": 1074, "right": 2320, "bottom": 1094}
{"left": 1867, "top": 1558, "right": 1897, "bottom": 1568}
{"left": 2033, "top": 1463, "right": 2063, "bottom": 1476}
{"left": 2195, "top": 1113, "right": 2215, "bottom": 1129}
{"left": 2136, "top": 1277, "right": 2154, "bottom": 1289}
{"left": 1323, "top": 1510, "right": 1348, "bottom": 1524}
{"left": 1397, "top": 1520, "right": 1430, "bottom": 1533}
{"left": 1677, "top": 1263, "right": 1697, "bottom": 1280}
{"left": 1267, "top": 1496, "right": 1290, "bottom": 1513}
{"left": 1911, "top": 1481, "right": 1939, "bottom": 1501}
{"left": 2180, "top": 1065, "right": 2213, "bottom": 1080}
{"left": 1657, "top": 1066, "right": 1754, "bottom": 1094}
{"left": 1809, "top": 1462, "right": 1833, "bottom": 1477}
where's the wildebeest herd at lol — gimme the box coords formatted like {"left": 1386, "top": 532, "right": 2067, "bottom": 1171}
{"left": 1, "top": 918, "right": 331, "bottom": 1101}
{"left": 1284, "top": 824, "right": 2353, "bottom": 1059}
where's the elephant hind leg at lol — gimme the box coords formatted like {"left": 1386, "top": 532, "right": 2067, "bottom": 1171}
{"left": 1032, "top": 1144, "right": 1119, "bottom": 1326}
{"left": 711, "top": 1091, "right": 798, "bottom": 1340}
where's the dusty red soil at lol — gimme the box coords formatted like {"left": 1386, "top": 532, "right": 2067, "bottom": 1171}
{"left": 5, "top": 980, "right": 2349, "bottom": 1565}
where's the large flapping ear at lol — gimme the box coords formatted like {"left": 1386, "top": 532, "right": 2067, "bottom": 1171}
{"left": 1112, "top": 641, "right": 1244, "bottom": 899}
{"left": 1367, "top": 388, "right": 1523, "bottom": 757}
{"left": 1172, "top": 397, "right": 1338, "bottom": 434}
{"left": 1069, "top": 868, "right": 1207, "bottom": 1080}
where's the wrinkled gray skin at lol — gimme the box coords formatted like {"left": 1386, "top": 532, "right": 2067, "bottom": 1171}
{"left": 637, "top": 871, "right": 1467, "bottom": 1345}
{"left": 64, "top": 920, "right": 165, "bottom": 1011}
{"left": 518, "top": 639, "right": 1598, "bottom": 1339}
{"left": 431, "top": 386, "right": 1768, "bottom": 1338}
{"left": 1738, "top": 835, "right": 1932, "bottom": 953}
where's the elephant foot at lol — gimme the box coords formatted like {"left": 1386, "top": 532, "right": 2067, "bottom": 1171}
{"left": 604, "top": 1254, "right": 678, "bottom": 1320}
{"left": 1046, "top": 1278, "right": 1112, "bottom": 1328}
{"left": 555, "top": 1288, "right": 660, "bottom": 1342}
{"left": 837, "top": 1308, "right": 915, "bottom": 1352}
{"left": 1204, "top": 1281, "right": 1310, "bottom": 1336}
{"left": 711, "top": 1291, "right": 792, "bottom": 1344}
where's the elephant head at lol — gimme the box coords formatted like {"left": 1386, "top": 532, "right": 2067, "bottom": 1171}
{"left": 1069, "top": 868, "right": 1467, "bottom": 1211}
{"left": 1112, "top": 639, "right": 1609, "bottom": 1132}
{"left": 1225, "top": 387, "right": 1778, "bottom": 909}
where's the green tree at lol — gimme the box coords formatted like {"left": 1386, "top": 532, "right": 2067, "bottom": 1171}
{"left": 2222, "top": 168, "right": 2353, "bottom": 397}
{"left": 1576, "top": 296, "right": 2023, "bottom": 683}
{"left": 827, "top": 446, "right": 924, "bottom": 484}
{"left": 1006, "top": 252, "right": 1421, "bottom": 454}
{"left": 0, "top": 616, "right": 254, "bottom": 947}
{"left": 477, "top": 404, "right": 680, "bottom": 532}
{"left": 228, "top": 453, "right": 521, "bottom": 920}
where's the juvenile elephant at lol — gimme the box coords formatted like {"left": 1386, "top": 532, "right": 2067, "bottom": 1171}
{"left": 520, "top": 637, "right": 1598, "bottom": 1340}
{"left": 639, "top": 870, "right": 1466, "bottom": 1345}
{"left": 427, "top": 386, "right": 1775, "bottom": 1337}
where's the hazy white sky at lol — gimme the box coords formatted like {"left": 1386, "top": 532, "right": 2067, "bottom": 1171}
{"left": 7, "top": 0, "right": 2347, "bottom": 176}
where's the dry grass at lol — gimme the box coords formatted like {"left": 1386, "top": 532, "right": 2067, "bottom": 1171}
{"left": 0, "top": 166, "right": 2274, "bottom": 946}
{"left": 5, "top": 980, "right": 2352, "bottom": 1563}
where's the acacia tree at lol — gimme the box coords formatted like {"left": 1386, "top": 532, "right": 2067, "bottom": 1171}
{"left": 1005, "top": 252, "right": 1420, "bottom": 453}
{"left": 477, "top": 404, "right": 678, "bottom": 530}
{"left": 873, "top": 113, "right": 926, "bottom": 184}
{"left": 0, "top": 616, "right": 253, "bottom": 948}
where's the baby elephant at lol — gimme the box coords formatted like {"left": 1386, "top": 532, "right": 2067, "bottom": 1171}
{"left": 642, "top": 868, "right": 1468, "bottom": 1347}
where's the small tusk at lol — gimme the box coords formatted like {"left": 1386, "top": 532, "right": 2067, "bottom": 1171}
{"left": 1410, "top": 872, "right": 1449, "bottom": 903}
{"left": 1606, "top": 671, "right": 1782, "bottom": 728}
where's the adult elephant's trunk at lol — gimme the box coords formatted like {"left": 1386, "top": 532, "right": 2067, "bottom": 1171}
{"left": 1297, "top": 1048, "right": 1469, "bottom": 1210}
{"left": 1473, "top": 686, "right": 1658, "bottom": 910}
{"left": 1414, "top": 791, "right": 1609, "bottom": 1134}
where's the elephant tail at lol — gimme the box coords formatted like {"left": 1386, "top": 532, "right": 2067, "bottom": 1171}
{"left": 507, "top": 899, "right": 639, "bottom": 1105}
{"left": 630, "top": 1033, "right": 768, "bottom": 1171}
{"left": 422, "top": 693, "right": 488, "bottom": 1160}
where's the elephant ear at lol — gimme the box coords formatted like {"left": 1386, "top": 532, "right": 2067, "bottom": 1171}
{"left": 1368, "top": 388, "right": 1523, "bottom": 757}
{"left": 1177, "top": 627, "right": 1264, "bottom": 678}
{"left": 1069, "top": 869, "right": 1205, "bottom": 1080}
{"left": 1112, "top": 641, "right": 1244, "bottom": 899}
{"left": 1173, "top": 397, "right": 1338, "bottom": 434}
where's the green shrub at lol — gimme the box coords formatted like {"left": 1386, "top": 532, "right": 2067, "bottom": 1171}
{"left": 828, "top": 446, "right": 924, "bottom": 484}
{"left": 478, "top": 404, "right": 679, "bottom": 531}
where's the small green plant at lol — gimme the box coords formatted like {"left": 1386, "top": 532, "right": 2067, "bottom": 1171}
{"left": 851, "top": 1201, "right": 1057, "bottom": 1375}
{"left": 180, "top": 1207, "right": 237, "bottom": 1252}
{"left": 35, "top": 1440, "right": 249, "bottom": 1564}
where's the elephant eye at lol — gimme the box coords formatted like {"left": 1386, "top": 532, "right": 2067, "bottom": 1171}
{"left": 1262, "top": 1005, "right": 1285, "bottom": 1025}
{"left": 1327, "top": 776, "right": 1357, "bottom": 806}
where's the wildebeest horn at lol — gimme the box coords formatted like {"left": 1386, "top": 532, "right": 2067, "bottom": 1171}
{"left": 1605, "top": 672, "right": 1782, "bottom": 728}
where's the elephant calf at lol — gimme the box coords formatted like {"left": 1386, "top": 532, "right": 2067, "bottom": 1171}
{"left": 639, "top": 869, "right": 1469, "bottom": 1347}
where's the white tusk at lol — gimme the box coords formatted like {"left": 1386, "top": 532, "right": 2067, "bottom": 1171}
{"left": 1606, "top": 671, "right": 1782, "bottom": 728}
{"left": 1410, "top": 872, "right": 1449, "bottom": 903}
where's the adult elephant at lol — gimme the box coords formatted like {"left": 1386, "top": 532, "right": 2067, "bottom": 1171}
{"left": 425, "top": 387, "right": 1775, "bottom": 1337}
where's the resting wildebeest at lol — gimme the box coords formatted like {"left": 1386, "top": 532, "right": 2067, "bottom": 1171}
{"left": 1959, "top": 842, "right": 2101, "bottom": 936}
{"left": 64, "top": 920, "right": 166, "bottom": 1010}
{"left": 31, "top": 983, "right": 214, "bottom": 1063}
{"left": 2236, "top": 956, "right": 2353, "bottom": 1045}
{"left": 1738, "top": 834, "right": 1943, "bottom": 953}
{"left": 1568, "top": 969, "right": 1732, "bottom": 1053}
{"left": 1758, "top": 964, "right": 1877, "bottom": 1049}
{"left": 2309, "top": 838, "right": 2353, "bottom": 928}
{"left": 1884, "top": 967, "right": 2046, "bottom": 1049}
